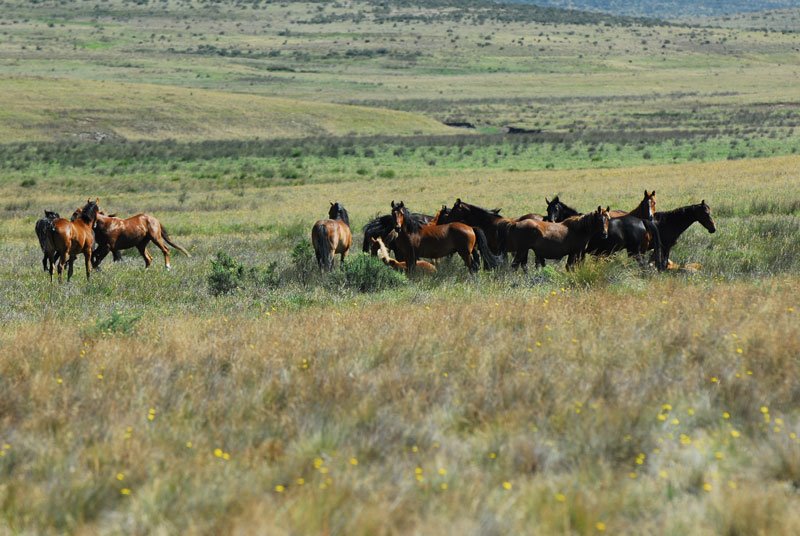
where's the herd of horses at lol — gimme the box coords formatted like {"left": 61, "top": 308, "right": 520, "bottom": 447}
{"left": 312, "top": 191, "right": 717, "bottom": 274}
{"left": 34, "top": 198, "right": 190, "bottom": 282}
{"left": 34, "top": 191, "right": 716, "bottom": 282}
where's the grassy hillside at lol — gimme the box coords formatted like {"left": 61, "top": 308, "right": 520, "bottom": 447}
{"left": 511, "top": 0, "right": 800, "bottom": 18}
{"left": 0, "top": 77, "right": 456, "bottom": 142}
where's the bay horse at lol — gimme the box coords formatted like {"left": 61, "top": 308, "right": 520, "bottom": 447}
{"left": 651, "top": 200, "right": 716, "bottom": 267}
{"left": 48, "top": 199, "right": 100, "bottom": 282}
{"left": 390, "top": 200, "right": 479, "bottom": 274}
{"left": 35, "top": 210, "right": 60, "bottom": 272}
{"left": 312, "top": 201, "right": 352, "bottom": 271}
{"left": 545, "top": 195, "right": 665, "bottom": 270}
{"left": 370, "top": 236, "right": 437, "bottom": 274}
{"left": 362, "top": 210, "right": 433, "bottom": 257}
{"left": 440, "top": 198, "right": 543, "bottom": 257}
{"left": 92, "top": 210, "right": 190, "bottom": 270}
{"left": 503, "top": 207, "right": 610, "bottom": 270}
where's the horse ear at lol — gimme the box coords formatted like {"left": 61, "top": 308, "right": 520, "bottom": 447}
{"left": 606, "top": 206, "right": 610, "bottom": 212}
{"left": 391, "top": 200, "right": 395, "bottom": 208}
{"left": 545, "top": 197, "right": 550, "bottom": 205}
{"left": 651, "top": 190, "right": 656, "bottom": 196}
{"left": 701, "top": 199, "right": 706, "bottom": 206}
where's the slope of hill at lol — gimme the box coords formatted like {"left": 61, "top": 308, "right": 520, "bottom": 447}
{"left": 0, "top": 77, "right": 457, "bottom": 142}
{"left": 509, "top": 0, "right": 800, "bottom": 19}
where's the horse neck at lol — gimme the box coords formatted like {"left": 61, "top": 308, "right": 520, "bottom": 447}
{"left": 628, "top": 200, "right": 650, "bottom": 219}
{"left": 657, "top": 206, "right": 698, "bottom": 242}
{"left": 563, "top": 213, "right": 596, "bottom": 236}
{"left": 463, "top": 206, "right": 505, "bottom": 229}
{"left": 556, "top": 204, "right": 580, "bottom": 221}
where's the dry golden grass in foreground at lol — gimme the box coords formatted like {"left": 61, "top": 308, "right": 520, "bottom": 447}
{"left": 2, "top": 278, "right": 799, "bottom": 534}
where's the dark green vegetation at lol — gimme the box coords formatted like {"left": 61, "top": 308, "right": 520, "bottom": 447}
{"left": 513, "top": 0, "right": 800, "bottom": 19}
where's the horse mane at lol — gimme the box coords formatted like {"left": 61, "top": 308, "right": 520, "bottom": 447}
{"left": 655, "top": 203, "right": 701, "bottom": 219}
{"left": 329, "top": 202, "right": 350, "bottom": 226}
{"left": 452, "top": 200, "right": 504, "bottom": 225}
{"left": 400, "top": 205, "right": 424, "bottom": 234}
{"left": 78, "top": 200, "right": 99, "bottom": 224}
{"left": 556, "top": 200, "right": 581, "bottom": 218}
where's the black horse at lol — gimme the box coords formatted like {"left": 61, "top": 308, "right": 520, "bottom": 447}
{"left": 35, "top": 210, "right": 61, "bottom": 272}
{"left": 545, "top": 196, "right": 665, "bottom": 270}
{"left": 651, "top": 200, "right": 716, "bottom": 267}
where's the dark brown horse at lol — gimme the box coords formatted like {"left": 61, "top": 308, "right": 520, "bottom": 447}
{"left": 312, "top": 202, "right": 352, "bottom": 271}
{"left": 35, "top": 210, "right": 60, "bottom": 272}
{"left": 48, "top": 199, "right": 100, "bottom": 282}
{"left": 503, "top": 207, "right": 611, "bottom": 271}
{"left": 92, "top": 210, "right": 190, "bottom": 270}
{"left": 544, "top": 195, "right": 665, "bottom": 269}
{"left": 440, "top": 198, "right": 543, "bottom": 257}
{"left": 390, "top": 201, "right": 479, "bottom": 274}
{"left": 651, "top": 200, "right": 716, "bottom": 267}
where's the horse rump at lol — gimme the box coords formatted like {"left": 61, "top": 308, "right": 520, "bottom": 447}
{"left": 312, "top": 222, "right": 333, "bottom": 271}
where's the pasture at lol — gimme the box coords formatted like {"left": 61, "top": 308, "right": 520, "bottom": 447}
{"left": 1, "top": 0, "right": 800, "bottom": 533}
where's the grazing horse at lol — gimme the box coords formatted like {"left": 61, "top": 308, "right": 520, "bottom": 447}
{"left": 390, "top": 201, "right": 479, "bottom": 274}
{"left": 48, "top": 199, "right": 100, "bottom": 282}
{"left": 651, "top": 200, "right": 716, "bottom": 267}
{"left": 440, "top": 198, "right": 542, "bottom": 257}
{"left": 35, "top": 210, "right": 60, "bottom": 272}
{"left": 370, "top": 236, "right": 437, "bottom": 274}
{"left": 92, "top": 210, "right": 190, "bottom": 270}
{"left": 362, "top": 210, "right": 433, "bottom": 257}
{"left": 503, "top": 207, "right": 611, "bottom": 271}
{"left": 545, "top": 195, "right": 665, "bottom": 270}
{"left": 312, "top": 201, "right": 352, "bottom": 271}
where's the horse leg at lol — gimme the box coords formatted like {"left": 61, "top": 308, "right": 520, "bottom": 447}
{"left": 151, "top": 236, "right": 172, "bottom": 271}
{"left": 534, "top": 253, "right": 545, "bottom": 270}
{"left": 84, "top": 248, "right": 92, "bottom": 280}
{"left": 67, "top": 255, "right": 75, "bottom": 282}
{"left": 137, "top": 243, "right": 153, "bottom": 268}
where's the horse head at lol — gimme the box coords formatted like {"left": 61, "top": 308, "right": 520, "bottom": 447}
{"left": 643, "top": 190, "right": 656, "bottom": 220}
{"left": 596, "top": 206, "right": 610, "bottom": 239}
{"left": 698, "top": 200, "right": 716, "bottom": 233}
{"left": 390, "top": 200, "right": 406, "bottom": 233}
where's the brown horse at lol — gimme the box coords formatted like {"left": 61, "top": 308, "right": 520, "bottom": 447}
{"left": 370, "top": 236, "right": 437, "bottom": 274}
{"left": 47, "top": 199, "right": 100, "bottom": 282}
{"left": 390, "top": 200, "right": 479, "bottom": 274}
{"left": 312, "top": 202, "right": 352, "bottom": 271}
{"left": 504, "top": 207, "right": 611, "bottom": 271}
{"left": 441, "top": 198, "right": 543, "bottom": 256}
{"left": 92, "top": 210, "right": 190, "bottom": 270}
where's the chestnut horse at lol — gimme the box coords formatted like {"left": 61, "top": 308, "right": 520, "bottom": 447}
{"left": 48, "top": 199, "right": 100, "bottom": 282}
{"left": 35, "top": 210, "right": 60, "bottom": 272}
{"left": 390, "top": 201, "right": 479, "bottom": 274}
{"left": 312, "top": 202, "right": 352, "bottom": 271}
{"left": 503, "top": 207, "right": 610, "bottom": 271}
{"left": 92, "top": 211, "right": 190, "bottom": 270}
{"left": 370, "top": 236, "right": 437, "bottom": 274}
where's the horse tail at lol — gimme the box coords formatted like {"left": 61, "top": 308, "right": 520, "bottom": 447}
{"left": 161, "top": 226, "right": 191, "bottom": 257}
{"left": 644, "top": 220, "right": 665, "bottom": 271}
{"left": 313, "top": 223, "right": 332, "bottom": 271}
{"left": 473, "top": 227, "right": 502, "bottom": 270}
{"left": 496, "top": 220, "right": 511, "bottom": 256}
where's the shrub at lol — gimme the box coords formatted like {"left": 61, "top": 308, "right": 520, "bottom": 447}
{"left": 340, "top": 253, "right": 406, "bottom": 292}
{"left": 290, "top": 239, "right": 317, "bottom": 287}
{"left": 88, "top": 310, "right": 142, "bottom": 336}
{"left": 208, "top": 252, "right": 245, "bottom": 296}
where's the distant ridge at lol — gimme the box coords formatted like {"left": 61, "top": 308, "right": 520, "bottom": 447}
{"left": 504, "top": 0, "right": 800, "bottom": 19}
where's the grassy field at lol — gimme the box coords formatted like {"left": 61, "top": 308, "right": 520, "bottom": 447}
{"left": 2, "top": 0, "right": 800, "bottom": 534}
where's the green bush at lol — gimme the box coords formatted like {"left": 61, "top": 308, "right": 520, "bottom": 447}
{"left": 88, "top": 310, "right": 142, "bottom": 336}
{"left": 208, "top": 252, "right": 245, "bottom": 296}
{"left": 290, "top": 239, "right": 317, "bottom": 287}
{"left": 340, "top": 253, "right": 407, "bottom": 293}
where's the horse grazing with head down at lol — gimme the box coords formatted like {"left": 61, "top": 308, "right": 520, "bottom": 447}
{"left": 390, "top": 200, "right": 479, "bottom": 274}
{"left": 35, "top": 210, "right": 61, "bottom": 272}
{"left": 47, "top": 199, "right": 100, "bottom": 282}
{"left": 92, "top": 209, "right": 190, "bottom": 270}
{"left": 312, "top": 201, "right": 352, "bottom": 271}
{"left": 502, "top": 207, "right": 611, "bottom": 271}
